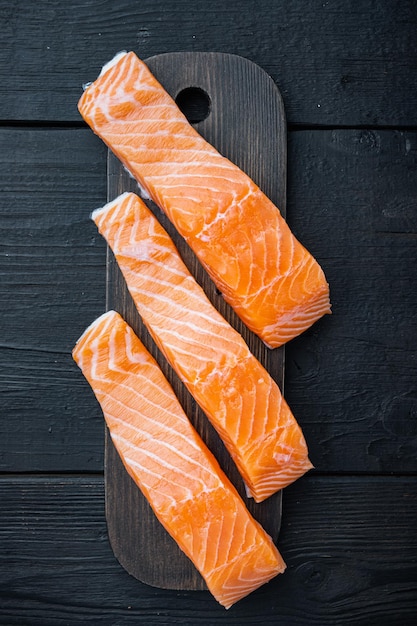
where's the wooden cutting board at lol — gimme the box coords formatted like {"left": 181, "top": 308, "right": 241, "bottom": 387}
{"left": 105, "top": 51, "right": 287, "bottom": 591}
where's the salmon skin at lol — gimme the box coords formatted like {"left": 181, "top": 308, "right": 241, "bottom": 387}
{"left": 92, "top": 192, "right": 313, "bottom": 502}
{"left": 78, "top": 51, "right": 331, "bottom": 348}
{"left": 73, "top": 310, "right": 286, "bottom": 608}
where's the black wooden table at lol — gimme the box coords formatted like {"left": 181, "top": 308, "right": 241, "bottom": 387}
{"left": 1, "top": 2, "right": 416, "bottom": 624}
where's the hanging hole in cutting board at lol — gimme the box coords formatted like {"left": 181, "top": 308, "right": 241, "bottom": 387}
{"left": 175, "top": 87, "right": 211, "bottom": 123}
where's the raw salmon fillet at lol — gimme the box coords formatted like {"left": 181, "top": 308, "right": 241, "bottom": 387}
{"left": 73, "top": 310, "right": 285, "bottom": 608}
{"left": 91, "top": 192, "right": 313, "bottom": 502}
{"left": 78, "top": 50, "right": 331, "bottom": 348}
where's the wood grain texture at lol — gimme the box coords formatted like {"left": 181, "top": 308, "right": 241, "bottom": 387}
{"left": 1, "top": 0, "right": 417, "bottom": 126}
{"left": 284, "top": 129, "right": 417, "bottom": 473}
{"left": 105, "top": 51, "right": 286, "bottom": 590}
{"left": 0, "top": 128, "right": 107, "bottom": 472}
{"left": 0, "top": 475, "right": 416, "bottom": 625}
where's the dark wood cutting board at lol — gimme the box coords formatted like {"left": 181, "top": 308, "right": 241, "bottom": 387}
{"left": 105, "top": 51, "right": 287, "bottom": 591}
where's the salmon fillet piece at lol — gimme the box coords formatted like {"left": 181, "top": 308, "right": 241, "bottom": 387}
{"left": 91, "top": 192, "right": 313, "bottom": 502}
{"left": 78, "top": 51, "right": 330, "bottom": 348}
{"left": 73, "top": 310, "right": 286, "bottom": 608}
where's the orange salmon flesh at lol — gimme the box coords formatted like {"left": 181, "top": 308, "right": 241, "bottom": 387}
{"left": 73, "top": 310, "right": 286, "bottom": 608}
{"left": 78, "top": 51, "right": 331, "bottom": 348}
{"left": 91, "top": 192, "right": 314, "bottom": 502}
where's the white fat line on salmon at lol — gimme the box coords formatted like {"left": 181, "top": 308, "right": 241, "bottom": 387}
{"left": 125, "top": 279, "right": 237, "bottom": 330}
{"left": 113, "top": 146, "right": 229, "bottom": 163}
{"left": 251, "top": 478, "right": 295, "bottom": 500}
{"left": 242, "top": 414, "right": 291, "bottom": 460}
{"left": 95, "top": 383, "right": 203, "bottom": 451}
{"left": 141, "top": 168, "right": 240, "bottom": 183}
{"left": 283, "top": 293, "right": 332, "bottom": 319}
{"left": 219, "top": 574, "right": 278, "bottom": 609}
{"left": 105, "top": 399, "right": 210, "bottom": 457}
{"left": 108, "top": 148, "right": 233, "bottom": 169}
{"left": 222, "top": 572, "right": 274, "bottom": 595}
{"left": 285, "top": 254, "right": 312, "bottom": 289}
{"left": 94, "top": 98, "right": 187, "bottom": 119}
{"left": 114, "top": 236, "right": 180, "bottom": 267}
{"left": 223, "top": 507, "right": 239, "bottom": 565}
{"left": 111, "top": 129, "right": 204, "bottom": 140}
{"left": 119, "top": 163, "right": 152, "bottom": 200}
{"left": 196, "top": 194, "right": 252, "bottom": 242}
{"left": 97, "top": 54, "right": 138, "bottom": 89}
{"left": 88, "top": 111, "right": 189, "bottom": 130}
{"left": 93, "top": 195, "right": 134, "bottom": 229}
{"left": 262, "top": 299, "right": 325, "bottom": 332}
{"left": 120, "top": 175, "right": 242, "bottom": 198}
{"left": 124, "top": 328, "right": 151, "bottom": 365}
{"left": 117, "top": 456, "right": 179, "bottom": 507}
{"left": 146, "top": 322, "right": 240, "bottom": 354}
{"left": 90, "top": 193, "right": 132, "bottom": 222}
{"left": 90, "top": 353, "right": 180, "bottom": 404}
{"left": 92, "top": 102, "right": 183, "bottom": 125}
{"left": 237, "top": 267, "right": 289, "bottom": 307}
{"left": 123, "top": 273, "right": 214, "bottom": 307}
{"left": 143, "top": 339, "right": 238, "bottom": 380}
{"left": 125, "top": 276, "right": 208, "bottom": 309}
{"left": 206, "top": 531, "right": 265, "bottom": 577}
{"left": 111, "top": 426, "right": 221, "bottom": 484}
{"left": 132, "top": 178, "right": 241, "bottom": 201}
{"left": 125, "top": 310, "right": 243, "bottom": 362}
{"left": 112, "top": 240, "right": 182, "bottom": 264}
{"left": 129, "top": 220, "right": 170, "bottom": 250}
{"left": 164, "top": 191, "right": 244, "bottom": 216}
{"left": 98, "top": 367, "right": 182, "bottom": 410}
{"left": 103, "top": 390, "right": 193, "bottom": 435}
{"left": 98, "top": 51, "right": 128, "bottom": 77}
{"left": 75, "top": 316, "right": 117, "bottom": 368}
{"left": 89, "top": 333, "right": 107, "bottom": 383}
{"left": 200, "top": 513, "right": 226, "bottom": 572}
{"left": 107, "top": 327, "right": 144, "bottom": 374}
{"left": 112, "top": 162, "right": 239, "bottom": 184}
{"left": 114, "top": 436, "right": 218, "bottom": 496}
{"left": 73, "top": 310, "right": 116, "bottom": 355}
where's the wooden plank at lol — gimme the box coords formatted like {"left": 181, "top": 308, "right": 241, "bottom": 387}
{"left": 0, "top": 475, "right": 416, "bottom": 624}
{"left": 0, "top": 127, "right": 107, "bottom": 472}
{"left": 284, "top": 129, "right": 417, "bottom": 473}
{"left": 105, "top": 51, "right": 286, "bottom": 590}
{"left": 1, "top": 0, "right": 417, "bottom": 126}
